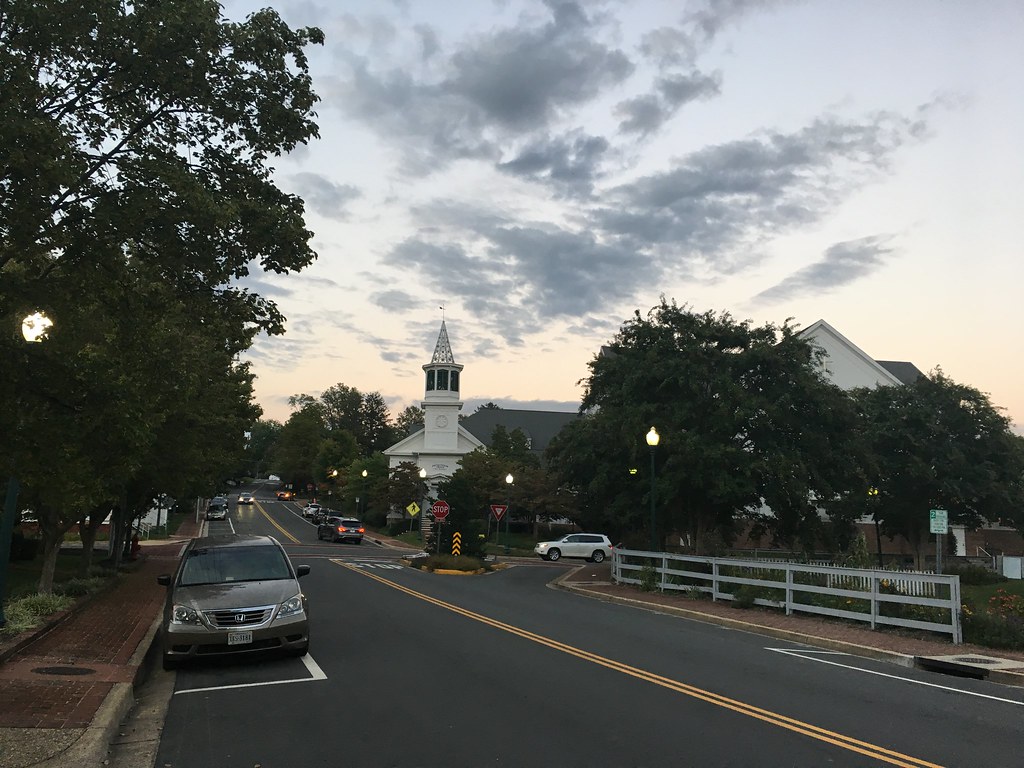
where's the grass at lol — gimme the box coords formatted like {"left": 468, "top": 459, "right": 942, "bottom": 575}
{"left": 961, "top": 579, "right": 1024, "bottom": 606}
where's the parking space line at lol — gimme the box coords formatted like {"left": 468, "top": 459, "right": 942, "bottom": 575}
{"left": 173, "top": 654, "right": 327, "bottom": 695}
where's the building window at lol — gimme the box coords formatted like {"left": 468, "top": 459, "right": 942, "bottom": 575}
{"left": 426, "top": 370, "right": 435, "bottom": 391}
{"left": 450, "top": 370, "right": 459, "bottom": 392}
{"left": 437, "top": 369, "right": 449, "bottom": 390}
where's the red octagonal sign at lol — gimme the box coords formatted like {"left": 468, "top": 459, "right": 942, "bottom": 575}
{"left": 431, "top": 500, "right": 450, "bottom": 520}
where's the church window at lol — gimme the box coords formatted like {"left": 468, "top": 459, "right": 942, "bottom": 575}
{"left": 450, "top": 371, "right": 459, "bottom": 392}
{"left": 437, "top": 369, "right": 449, "bottom": 390}
{"left": 426, "top": 370, "right": 435, "bottom": 391}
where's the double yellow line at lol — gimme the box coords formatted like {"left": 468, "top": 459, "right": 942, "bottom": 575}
{"left": 335, "top": 562, "right": 943, "bottom": 768}
{"left": 256, "top": 501, "right": 301, "bottom": 544}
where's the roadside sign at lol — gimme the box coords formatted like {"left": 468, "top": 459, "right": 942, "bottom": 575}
{"left": 431, "top": 500, "right": 450, "bottom": 520}
{"left": 929, "top": 508, "right": 948, "bottom": 534}
{"left": 452, "top": 531, "right": 462, "bottom": 556}
{"left": 406, "top": 501, "right": 420, "bottom": 517}
{"left": 490, "top": 504, "right": 507, "bottom": 522}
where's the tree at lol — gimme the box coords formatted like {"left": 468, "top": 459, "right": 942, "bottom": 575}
{"left": 552, "top": 300, "right": 865, "bottom": 552}
{"left": 272, "top": 404, "right": 325, "bottom": 495}
{"left": 852, "top": 370, "right": 1024, "bottom": 567}
{"left": 246, "top": 420, "right": 283, "bottom": 478}
{"left": 394, "top": 405, "right": 424, "bottom": 437}
{"left": 360, "top": 392, "right": 396, "bottom": 454}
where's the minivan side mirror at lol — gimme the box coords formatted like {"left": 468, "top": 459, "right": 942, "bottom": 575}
{"left": 157, "top": 574, "right": 171, "bottom": 586}
{"left": 296, "top": 564, "right": 311, "bottom": 578}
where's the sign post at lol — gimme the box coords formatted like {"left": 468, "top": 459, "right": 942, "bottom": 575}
{"left": 930, "top": 509, "right": 948, "bottom": 574}
{"left": 431, "top": 500, "right": 450, "bottom": 554}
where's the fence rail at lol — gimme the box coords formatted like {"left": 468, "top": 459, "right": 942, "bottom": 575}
{"left": 613, "top": 549, "right": 962, "bottom": 643}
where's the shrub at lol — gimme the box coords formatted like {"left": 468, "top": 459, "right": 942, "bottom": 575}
{"left": 944, "top": 563, "right": 1006, "bottom": 586}
{"left": 638, "top": 564, "right": 658, "bottom": 592}
{"left": 0, "top": 593, "right": 75, "bottom": 636}
{"left": 54, "top": 577, "right": 107, "bottom": 597}
{"left": 732, "top": 585, "right": 758, "bottom": 609}
{"left": 415, "top": 554, "right": 487, "bottom": 573}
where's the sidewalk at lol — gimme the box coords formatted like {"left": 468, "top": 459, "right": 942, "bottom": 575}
{"left": 1, "top": 536, "right": 1022, "bottom": 768}
{"left": 0, "top": 517, "right": 200, "bottom": 768}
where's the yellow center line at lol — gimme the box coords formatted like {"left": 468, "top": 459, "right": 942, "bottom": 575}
{"left": 332, "top": 561, "right": 944, "bottom": 768}
{"left": 256, "top": 501, "right": 301, "bottom": 544}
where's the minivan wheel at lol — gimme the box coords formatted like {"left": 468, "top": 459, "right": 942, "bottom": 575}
{"left": 591, "top": 550, "right": 605, "bottom": 563}
{"left": 162, "top": 653, "right": 178, "bottom": 672}
{"left": 548, "top": 548, "right": 561, "bottom": 561}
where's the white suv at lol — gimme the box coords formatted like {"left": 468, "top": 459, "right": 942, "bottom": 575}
{"left": 534, "top": 534, "right": 613, "bottom": 563}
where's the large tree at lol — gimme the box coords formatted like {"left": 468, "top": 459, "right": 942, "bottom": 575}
{"left": 550, "top": 300, "right": 865, "bottom": 552}
{"left": 852, "top": 369, "right": 1024, "bottom": 566}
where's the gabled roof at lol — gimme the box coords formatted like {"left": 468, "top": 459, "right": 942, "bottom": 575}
{"left": 798, "top": 319, "right": 905, "bottom": 388}
{"left": 461, "top": 408, "right": 581, "bottom": 460}
{"left": 875, "top": 360, "right": 925, "bottom": 385}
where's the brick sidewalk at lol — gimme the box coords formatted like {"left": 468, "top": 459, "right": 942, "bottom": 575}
{"left": 0, "top": 516, "right": 199, "bottom": 768}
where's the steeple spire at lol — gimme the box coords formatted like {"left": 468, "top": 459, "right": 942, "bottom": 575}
{"left": 431, "top": 320, "right": 456, "bottom": 364}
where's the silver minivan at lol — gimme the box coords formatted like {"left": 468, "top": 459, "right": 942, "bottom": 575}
{"left": 534, "top": 533, "right": 613, "bottom": 563}
{"left": 157, "top": 534, "right": 310, "bottom": 669}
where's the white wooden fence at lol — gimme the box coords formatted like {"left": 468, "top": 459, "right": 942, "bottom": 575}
{"left": 613, "top": 549, "right": 962, "bottom": 643}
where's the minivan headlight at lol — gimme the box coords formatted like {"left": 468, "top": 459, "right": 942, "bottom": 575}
{"left": 279, "top": 594, "right": 304, "bottom": 617}
{"left": 171, "top": 604, "right": 199, "bottom": 624}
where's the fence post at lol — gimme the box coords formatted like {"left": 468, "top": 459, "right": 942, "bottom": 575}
{"left": 951, "top": 576, "right": 962, "bottom": 645}
{"left": 660, "top": 555, "right": 667, "bottom": 591}
{"left": 870, "top": 572, "right": 878, "bottom": 630}
{"left": 785, "top": 565, "right": 793, "bottom": 616}
{"left": 712, "top": 560, "right": 720, "bottom": 602}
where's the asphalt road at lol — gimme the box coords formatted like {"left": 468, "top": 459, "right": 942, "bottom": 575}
{"left": 152, "top": 491, "right": 1024, "bottom": 768}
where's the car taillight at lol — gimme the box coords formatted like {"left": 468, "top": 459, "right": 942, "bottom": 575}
{"left": 338, "top": 526, "right": 345, "bottom": 532}
{"left": 358, "top": 527, "right": 365, "bottom": 533}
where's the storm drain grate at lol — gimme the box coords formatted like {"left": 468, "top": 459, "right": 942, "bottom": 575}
{"left": 952, "top": 657, "right": 1000, "bottom": 665}
{"left": 32, "top": 666, "right": 95, "bottom": 676}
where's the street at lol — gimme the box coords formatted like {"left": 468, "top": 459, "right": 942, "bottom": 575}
{"left": 153, "top": 495, "right": 1023, "bottom": 768}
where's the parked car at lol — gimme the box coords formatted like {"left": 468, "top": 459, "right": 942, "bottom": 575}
{"left": 534, "top": 533, "right": 613, "bottom": 563}
{"left": 276, "top": 490, "right": 294, "bottom": 501}
{"left": 317, "top": 516, "right": 365, "bottom": 544}
{"left": 156, "top": 534, "right": 310, "bottom": 670}
{"left": 302, "top": 503, "right": 322, "bottom": 520}
{"left": 205, "top": 497, "right": 229, "bottom": 521}
{"left": 237, "top": 492, "right": 254, "bottom": 504}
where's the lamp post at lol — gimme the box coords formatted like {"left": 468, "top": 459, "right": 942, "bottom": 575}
{"left": 868, "top": 486, "right": 883, "bottom": 568}
{"left": 646, "top": 427, "right": 659, "bottom": 552}
{"left": 504, "top": 473, "right": 513, "bottom": 555}
{"left": 417, "top": 468, "right": 427, "bottom": 535}
{"left": 360, "top": 469, "right": 368, "bottom": 517}
{"left": 1, "top": 312, "right": 54, "bottom": 628}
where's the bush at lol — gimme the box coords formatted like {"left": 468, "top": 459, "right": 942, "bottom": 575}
{"left": 0, "top": 593, "right": 75, "bottom": 636}
{"left": 962, "top": 603, "right": 1024, "bottom": 650}
{"left": 638, "top": 564, "right": 658, "bottom": 592}
{"left": 732, "top": 585, "right": 758, "bottom": 609}
{"left": 54, "top": 577, "right": 108, "bottom": 597}
{"left": 944, "top": 563, "right": 1006, "bottom": 586}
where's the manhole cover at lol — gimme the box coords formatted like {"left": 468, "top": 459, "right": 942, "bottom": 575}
{"left": 32, "top": 666, "right": 95, "bottom": 676}
{"left": 953, "top": 657, "right": 1000, "bottom": 665}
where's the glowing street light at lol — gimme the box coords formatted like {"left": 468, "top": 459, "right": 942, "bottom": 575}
{"left": 646, "top": 427, "right": 660, "bottom": 552}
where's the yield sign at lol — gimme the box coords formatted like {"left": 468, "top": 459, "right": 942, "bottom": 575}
{"left": 490, "top": 504, "right": 507, "bottom": 522}
{"left": 431, "top": 500, "right": 450, "bottom": 520}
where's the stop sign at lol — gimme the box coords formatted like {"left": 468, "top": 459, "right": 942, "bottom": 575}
{"left": 431, "top": 500, "right": 450, "bottom": 520}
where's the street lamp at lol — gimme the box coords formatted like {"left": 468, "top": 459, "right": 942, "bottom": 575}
{"left": 646, "top": 427, "right": 659, "bottom": 552}
{"left": 1, "top": 311, "right": 54, "bottom": 628}
{"left": 360, "top": 469, "right": 368, "bottom": 517}
{"left": 417, "top": 468, "right": 427, "bottom": 535}
{"left": 504, "top": 473, "right": 513, "bottom": 555}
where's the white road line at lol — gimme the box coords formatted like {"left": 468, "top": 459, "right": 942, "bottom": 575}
{"left": 766, "top": 647, "right": 1024, "bottom": 706}
{"left": 227, "top": 516, "right": 236, "bottom": 534}
{"left": 174, "top": 654, "right": 327, "bottom": 695}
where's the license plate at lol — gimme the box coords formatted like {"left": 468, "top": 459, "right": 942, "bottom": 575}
{"left": 227, "top": 631, "right": 253, "bottom": 646}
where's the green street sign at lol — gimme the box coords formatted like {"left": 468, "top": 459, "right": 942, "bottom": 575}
{"left": 929, "top": 508, "right": 948, "bottom": 534}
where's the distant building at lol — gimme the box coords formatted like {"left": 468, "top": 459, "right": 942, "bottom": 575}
{"left": 383, "top": 321, "right": 580, "bottom": 512}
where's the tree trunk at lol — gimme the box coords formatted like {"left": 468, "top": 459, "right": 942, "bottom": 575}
{"left": 77, "top": 508, "right": 107, "bottom": 577}
{"left": 37, "top": 527, "right": 65, "bottom": 594}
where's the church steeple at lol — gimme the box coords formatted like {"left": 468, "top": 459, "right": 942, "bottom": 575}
{"left": 422, "top": 320, "right": 465, "bottom": 450}
{"left": 431, "top": 321, "right": 456, "bottom": 364}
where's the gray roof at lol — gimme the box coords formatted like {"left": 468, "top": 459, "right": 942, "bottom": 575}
{"left": 431, "top": 321, "right": 456, "bottom": 364}
{"left": 461, "top": 408, "right": 581, "bottom": 460}
{"left": 875, "top": 360, "right": 925, "bottom": 385}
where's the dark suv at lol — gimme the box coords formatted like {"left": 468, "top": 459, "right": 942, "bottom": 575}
{"left": 205, "top": 497, "right": 229, "bottom": 521}
{"left": 317, "top": 517, "right": 365, "bottom": 544}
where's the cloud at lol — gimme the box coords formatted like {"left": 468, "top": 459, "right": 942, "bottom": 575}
{"left": 324, "top": 1, "right": 633, "bottom": 172}
{"left": 286, "top": 173, "right": 361, "bottom": 220}
{"left": 496, "top": 131, "right": 611, "bottom": 196}
{"left": 615, "top": 71, "right": 721, "bottom": 135}
{"left": 749, "top": 235, "right": 897, "bottom": 304}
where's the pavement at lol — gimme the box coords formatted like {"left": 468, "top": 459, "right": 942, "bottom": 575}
{"left": 1, "top": 528, "right": 1023, "bottom": 768}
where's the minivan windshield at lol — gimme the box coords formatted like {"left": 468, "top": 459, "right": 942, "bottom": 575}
{"left": 180, "top": 545, "right": 292, "bottom": 586}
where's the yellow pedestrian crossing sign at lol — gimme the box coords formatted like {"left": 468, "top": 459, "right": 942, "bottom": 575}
{"left": 407, "top": 502, "right": 420, "bottom": 517}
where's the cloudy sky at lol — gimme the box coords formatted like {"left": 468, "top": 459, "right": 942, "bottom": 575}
{"left": 231, "top": 0, "right": 1024, "bottom": 433}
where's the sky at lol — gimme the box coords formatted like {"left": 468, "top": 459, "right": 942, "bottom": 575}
{"left": 229, "top": 0, "right": 1024, "bottom": 434}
